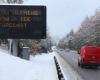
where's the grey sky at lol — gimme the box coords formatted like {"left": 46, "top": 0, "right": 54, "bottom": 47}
{"left": 24, "top": 0, "right": 100, "bottom": 39}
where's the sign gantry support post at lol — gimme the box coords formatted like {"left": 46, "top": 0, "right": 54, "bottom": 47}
{"left": 8, "top": 39, "right": 18, "bottom": 56}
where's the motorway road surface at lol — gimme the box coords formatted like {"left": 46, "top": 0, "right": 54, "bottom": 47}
{"left": 57, "top": 50, "right": 100, "bottom": 80}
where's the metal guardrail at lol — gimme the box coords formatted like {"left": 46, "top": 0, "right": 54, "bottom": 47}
{"left": 55, "top": 53, "right": 83, "bottom": 80}
{"left": 54, "top": 56, "right": 65, "bottom": 80}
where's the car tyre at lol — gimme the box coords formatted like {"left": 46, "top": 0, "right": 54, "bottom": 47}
{"left": 78, "top": 59, "right": 84, "bottom": 68}
{"left": 78, "top": 60, "right": 80, "bottom": 67}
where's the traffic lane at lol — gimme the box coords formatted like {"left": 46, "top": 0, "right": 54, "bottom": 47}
{"left": 58, "top": 50, "right": 100, "bottom": 80}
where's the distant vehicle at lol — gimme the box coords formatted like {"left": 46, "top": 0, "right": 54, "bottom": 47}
{"left": 78, "top": 46, "right": 100, "bottom": 68}
{"left": 59, "top": 49, "right": 63, "bottom": 51}
{"left": 65, "top": 49, "right": 70, "bottom": 52}
{"left": 51, "top": 46, "right": 57, "bottom": 51}
{"left": 58, "top": 48, "right": 64, "bottom": 52}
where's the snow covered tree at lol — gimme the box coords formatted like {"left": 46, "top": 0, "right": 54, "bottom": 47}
{"left": 73, "top": 10, "right": 100, "bottom": 50}
{"left": 58, "top": 29, "right": 74, "bottom": 49}
{"left": 6, "top": 0, "right": 23, "bottom": 4}
{"left": 0, "top": 0, "right": 5, "bottom": 3}
{"left": 58, "top": 9, "right": 100, "bottom": 51}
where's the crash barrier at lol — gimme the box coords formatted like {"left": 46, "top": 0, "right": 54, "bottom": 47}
{"left": 54, "top": 56, "right": 65, "bottom": 80}
{"left": 55, "top": 53, "right": 83, "bottom": 80}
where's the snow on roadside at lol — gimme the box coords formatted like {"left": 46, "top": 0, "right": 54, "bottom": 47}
{"left": 30, "top": 53, "right": 58, "bottom": 80}
{"left": 0, "top": 50, "right": 58, "bottom": 80}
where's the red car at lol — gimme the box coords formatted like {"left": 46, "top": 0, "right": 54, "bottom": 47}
{"left": 78, "top": 46, "right": 100, "bottom": 68}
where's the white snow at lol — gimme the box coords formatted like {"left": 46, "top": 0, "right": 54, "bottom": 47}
{"left": 0, "top": 49, "right": 58, "bottom": 80}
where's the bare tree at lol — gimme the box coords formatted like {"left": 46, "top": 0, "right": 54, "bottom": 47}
{"left": 0, "top": 0, "right": 5, "bottom": 3}
{"left": 6, "top": 0, "right": 23, "bottom": 4}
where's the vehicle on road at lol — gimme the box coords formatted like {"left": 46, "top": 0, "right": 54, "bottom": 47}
{"left": 65, "top": 48, "right": 70, "bottom": 52}
{"left": 78, "top": 46, "right": 100, "bottom": 68}
{"left": 51, "top": 46, "right": 57, "bottom": 52}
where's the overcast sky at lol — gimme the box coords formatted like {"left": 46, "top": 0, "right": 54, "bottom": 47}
{"left": 24, "top": 0, "right": 100, "bottom": 40}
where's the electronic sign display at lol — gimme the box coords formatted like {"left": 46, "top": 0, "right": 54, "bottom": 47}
{"left": 0, "top": 5, "right": 46, "bottom": 39}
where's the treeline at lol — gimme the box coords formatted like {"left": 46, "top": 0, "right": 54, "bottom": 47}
{"left": 58, "top": 9, "right": 100, "bottom": 51}
{"left": 1, "top": 0, "right": 23, "bottom": 4}
{"left": 18, "top": 35, "right": 53, "bottom": 55}
{"left": 0, "top": 33, "right": 53, "bottom": 55}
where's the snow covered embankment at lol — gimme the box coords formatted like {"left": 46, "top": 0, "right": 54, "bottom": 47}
{"left": 54, "top": 52, "right": 83, "bottom": 80}
{"left": 0, "top": 49, "right": 58, "bottom": 80}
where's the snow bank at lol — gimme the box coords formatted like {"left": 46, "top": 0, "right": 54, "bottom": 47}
{"left": 0, "top": 50, "right": 58, "bottom": 80}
